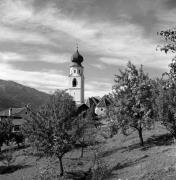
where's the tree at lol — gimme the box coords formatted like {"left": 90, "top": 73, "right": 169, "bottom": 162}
{"left": 156, "top": 58, "right": 176, "bottom": 138}
{"left": 0, "top": 118, "right": 13, "bottom": 152}
{"left": 23, "top": 90, "right": 77, "bottom": 176}
{"left": 12, "top": 132, "right": 25, "bottom": 148}
{"left": 75, "top": 111, "right": 88, "bottom": 158}
{"left": 75, "top": 109, "right": 98, "bottom": 158}
{"left": 157, "top": 27, "right": 176, "bottom": 53}
{"left": 111, "top": 61, "right": 154, "bottom": 146}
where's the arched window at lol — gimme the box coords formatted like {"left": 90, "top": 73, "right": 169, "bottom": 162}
{"left": 72, "top": 78, "right": 77, "bottom": 87}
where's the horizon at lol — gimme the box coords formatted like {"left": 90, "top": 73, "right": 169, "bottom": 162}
{"left": 0, "top": 0, "right": 176, "bottom": 98}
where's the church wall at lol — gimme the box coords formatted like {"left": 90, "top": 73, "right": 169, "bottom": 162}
{"left": 68, "top": 66, "right": 84, "bottom": 104}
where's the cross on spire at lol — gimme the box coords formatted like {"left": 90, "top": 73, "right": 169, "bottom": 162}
{"left": 76, "top": 40, "right": 79, "bottom": 51}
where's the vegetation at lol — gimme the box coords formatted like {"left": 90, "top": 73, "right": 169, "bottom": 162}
{"left": 0, "top": 118, "right": 13, "bottom": 152}
{"left": 157, "top": 27, "right": 176, "bottom": 53}
{"left": 110, "top": 61, "right": 154, "bottom": 146}
{"left": 23, "top": 90, "right": 77, "bottom": 176}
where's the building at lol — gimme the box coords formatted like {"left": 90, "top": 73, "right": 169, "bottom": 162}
{"left": 95, "top": 96, "right": 112, "bottom": 117}
{"left": 86, "top": 97, "right": 100, "bottom": 109}
{"left": 0, "top": 107, "right": 29, "bottom": 132}
{"left": 68, "top": 48, "right": 84, "bottom": 105}
{"left": 68, "top": 48, "right": 112, "bottom": 117}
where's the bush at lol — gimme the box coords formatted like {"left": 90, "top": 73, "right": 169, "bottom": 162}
{"left": 2, "top": 147, "right": 16, "bottom": 168}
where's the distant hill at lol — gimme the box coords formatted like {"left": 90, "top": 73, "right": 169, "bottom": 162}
{"left": 0, "top": 79, "right": 50, "bottom": 111}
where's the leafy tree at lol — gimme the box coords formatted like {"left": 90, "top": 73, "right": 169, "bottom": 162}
{"left": 23, "top": 90, "right": 77, "bottom": 176}
{"left": 156, "top": 58, "right": 176, "bottom": 138}
{"left": 111, "top": 61, "right": 154, "bottom": 146}
{"left": 75, "top": 112, "right": 88, "bottom": 158}
{"left": 2, "top": 143, "right": 16, "bottom": 168}
{"left": 75, "top": 109, "right": 98, "bottom": 158}
{"left": 157, "top": 27, "right": 176, "bottom": 53}
{"left": 0, "top": 118, "right": 13, "bottom": 152}
{"left": 12, "top": 132, "right": 25, "bottom": 148}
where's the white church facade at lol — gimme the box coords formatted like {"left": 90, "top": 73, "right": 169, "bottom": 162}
{"left": 68, "top": 48, "right": 84, "bottom": 105}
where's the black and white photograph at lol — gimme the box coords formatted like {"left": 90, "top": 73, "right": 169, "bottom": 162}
{"left": 0, "top": 0, "right": 176, "bottom": 179}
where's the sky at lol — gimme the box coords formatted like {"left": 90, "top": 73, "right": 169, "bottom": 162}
{"left": 0, "top": 0, "right": 176, "bottom": 98}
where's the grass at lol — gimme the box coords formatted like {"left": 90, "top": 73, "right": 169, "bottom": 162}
{"left": 1, "top": 122, "right": 176, "bottom": 180}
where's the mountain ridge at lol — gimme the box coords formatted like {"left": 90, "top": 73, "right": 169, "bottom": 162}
{"left": 0, "top": 79, "right": 50, "bottom": 111}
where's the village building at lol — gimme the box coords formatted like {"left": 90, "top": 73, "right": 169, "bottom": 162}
{"left": 95, "top": 96, "right": 112, "bottom": 117}
{"left": 0, "top": 107, "right": 29, "bottom": 132}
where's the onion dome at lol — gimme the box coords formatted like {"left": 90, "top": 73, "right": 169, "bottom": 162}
{"left": 71, "top": 49, "right": 84, "bottom": 65}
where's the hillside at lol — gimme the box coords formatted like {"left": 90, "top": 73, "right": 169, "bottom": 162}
{"left": 1, "top": 122, "right": 176, "bottom": 180}
{"left": 0, "top": 79, "right": 50, "bottom": 110}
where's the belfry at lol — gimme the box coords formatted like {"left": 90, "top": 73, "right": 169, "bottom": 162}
{"left": 68, "top": 48, "right": 84, "bottom": 104}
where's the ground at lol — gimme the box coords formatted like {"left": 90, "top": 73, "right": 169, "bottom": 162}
{"left": 1, "top": 122, "right": 176, "bottom": 180}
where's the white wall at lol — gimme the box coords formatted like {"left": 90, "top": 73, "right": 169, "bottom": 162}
{"left": 95, "top": 107, "right": 107, "bottom": 117}
{"left": 68, "top": 66, "right": 84, "bottom": 104}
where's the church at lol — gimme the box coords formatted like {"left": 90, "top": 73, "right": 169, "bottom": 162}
{"left": 68, "top": 48, "right": 111, "bottom": 116}
{"left": 68, "top": 48, "right": 85, "bottom": 105}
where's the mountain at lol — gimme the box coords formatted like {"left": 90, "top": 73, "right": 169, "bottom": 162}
{"left": 0, "top": 79, "right": 50, "bottom": 111}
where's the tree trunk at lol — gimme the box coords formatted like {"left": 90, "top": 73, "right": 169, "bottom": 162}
{"left": 59, "top": 156, "right": 64, "bottom": 176}
{"left": 80, "top": 146, "right": 84, "bottom": 158}
{"left": 138, "top": 127, "right": 144, "bottom": 146}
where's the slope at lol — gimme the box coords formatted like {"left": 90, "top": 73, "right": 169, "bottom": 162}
{"left": 0, "top": 79, "right": 50, "bottom": 110}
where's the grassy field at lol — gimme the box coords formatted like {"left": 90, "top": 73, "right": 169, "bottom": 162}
{"left": 1, "top": 122, "right": 176, "bottom": 180}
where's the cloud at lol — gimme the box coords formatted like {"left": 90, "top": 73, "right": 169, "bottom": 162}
{"left": 0, "top": 0, "right": 33, "bottom": 22}
{"left": 164, "top": 0, "right": 176, "bottom": 9}
{"left": 0, "top": 63, "right": 68, "bottom": 93}
{"left": 0, "top": 52, "right": 25, "bottom": 62}
{"left": 0, "top": 51, "right": 69, "bottom": 65}
{"left": 39, "top": 53, "right": 70, "bottom": 64}
{"left": 0, "top": 25, "right": 52, "bottom": 45}
{"left": 85, "top": 80, "right": 112, "bottom": 98}
{"left": 90, "top": 63, "right": 106, "bottom": 69}
{"left": 99, "top": 57, "right": 129, "bottom": 66}
{"left": 0, "top": 0, "right": 174, "bottom": 98}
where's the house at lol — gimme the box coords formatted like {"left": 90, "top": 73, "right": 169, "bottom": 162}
{"left": 86, "top": 97, "right": 100, "bottom": 109}
{"left": 0, "top": 107, "right": 29, "bottom": 132}
{"left": 95, "top": 96, "right": 112, "bottom": 117}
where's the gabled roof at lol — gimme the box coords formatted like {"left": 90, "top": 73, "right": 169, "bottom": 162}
{"left": 96, "top": 96, "right": 112, "bottom": 108}
{"left": 0, "top": 107, "right": 27, "bottom": 117}
{"left": 86, "top": 97, "right": 100, "bottom": 108}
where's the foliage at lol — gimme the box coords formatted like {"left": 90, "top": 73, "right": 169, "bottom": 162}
{"left": 23, "top": 90, "right": 77, "bottom": 176}
{"left": 157, "top": 58, "right": 176, "bottom": 138}
{"left": 157, "top": 27, "right": 176, "bottom": 53}
{"left": 2, "top": 144, "right": 16, "bottom": 168}
{"left": 111, "top": 61, "right": 154, "bottom": 146}
{"left": 33, "top": 160, "right": 63, "bottom": 180}
{"left": 75, "top": 109, "right": 99, "bottom": 158}
{"left": 0, "top": 117, "right": 13, "bottom": 152}
{"left": 12, "top": 132, "right": 25, "bottom": 148}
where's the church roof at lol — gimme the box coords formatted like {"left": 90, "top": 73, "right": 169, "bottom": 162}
{"left": 86, "top": 97, "right": 100, "bottom": 108}
{"left": 96, "top": 96, "right": 112, "bottom": 108}
{"left": 71, "top": 49, "right": 84, "bottom": 65}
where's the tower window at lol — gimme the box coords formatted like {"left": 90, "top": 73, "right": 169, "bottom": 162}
{"left": 74, "top": 70, "right": 76, "bottom": 73}
{"left": 79, "top": 70, "right": 81, "bottom": 74}
{"left": 72, "top": 78, "right": 77, "bottom": 87}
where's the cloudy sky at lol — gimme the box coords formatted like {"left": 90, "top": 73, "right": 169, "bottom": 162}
{"left": 0, "top": 0, "right": 176, "bottom": 97}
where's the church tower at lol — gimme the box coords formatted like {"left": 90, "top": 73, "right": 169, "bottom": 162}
{"left": 68, "top": 48, "right": 84, "bottom": 105}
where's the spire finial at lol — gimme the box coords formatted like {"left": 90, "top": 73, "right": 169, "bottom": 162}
{"left": 76, "top": 40, "right": 78, "bottom": 51}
